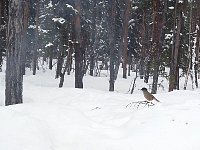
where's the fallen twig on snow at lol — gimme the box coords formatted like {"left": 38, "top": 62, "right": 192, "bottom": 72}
{"left": 126, "top": 100, "right": 155, "bottom": 109}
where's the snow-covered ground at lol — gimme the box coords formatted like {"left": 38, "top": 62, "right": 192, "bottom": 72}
{"left": 0, "top": 66, "right": 200, "bottom": 150}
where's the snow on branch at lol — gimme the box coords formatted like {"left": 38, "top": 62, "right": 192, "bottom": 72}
{"left": 46, "top": 0, "right": 53, "bottom": 8}
{"left": 45, "top": 42, "right": 53, "bottom": 48}
{"left": 66, "top": 4, "right": 78, "bottom": 13}
{"left": 52, "top": 17, "right": 66, "bottom": 24}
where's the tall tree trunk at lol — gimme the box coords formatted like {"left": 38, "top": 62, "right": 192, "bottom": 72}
{"left": 108, "top": 0, "right": 116, "bottom": 91}
{"left": 67, "top": 41, "right": 73, "bottom": 75}
{"left": 144, "top": 14, "right": 152, "bottom": 83}
{"left": 89, "top": 0, "right": 97, "bottom": 76}
{"left": 58, "top": 39, "right": 74, "bottom": 87}
{"left": 55, "top": 44, "right": 64, "bottom": 78}
{"left": 144, "top": 3, "right": 152, "bottom": 84}
{"left": 184, "top": 0, "right": 193, "bottom": 90}
{"left": 128, "top": 53, "right": 131, "bottom": 76}
{"left": 194, "top": 0, "right": 200, "bottom": 87}
{"left": 114, "top": 23, "right": 122, "bottom": 80}
{"left": 151, "top": 0, "right": 164, "bottom": 94}
{"left": 74, "top": 0, "right": 83, "bottom": 88}
{"left": 89, "top": 55, "right": 94, "bottom": 76}
{"left": 0, "top": 0, "right": 8, "bottom": 71}
{"left": 144, "top": 60, "right": 151, "bottom": 83}
{"left": 195, "top": 28, "right": 200, "bottom": 87}
{"left": 139, "top": 6, "right": 149, "bottom": 80}
{"left": 22, "top": 0, "right": 29, "bottom": 75}
{"left": 0, "top": 1, "right": 2, "bottom": 70}
{"left": 122, "top": 0, "right": 131, "bottom": 79}
{"left": 49, "top": 46, "right": 53, "bottom": 70}
{"left": 5, "top": 0, "right": 28, "bottom": 105}
{"left": 33, "top": 0, "right": 39, "bottom": 75}
{"left": 169, "top": 1, "right": 183, "bottom": 91}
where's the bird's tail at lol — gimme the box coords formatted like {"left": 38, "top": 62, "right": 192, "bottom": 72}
{"left": 154, "top": 98, "right": 160, "bottom": 102}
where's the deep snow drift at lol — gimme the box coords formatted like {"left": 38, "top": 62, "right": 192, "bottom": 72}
{"left": 0, "top": 68, "right": 200, "bottom": 150}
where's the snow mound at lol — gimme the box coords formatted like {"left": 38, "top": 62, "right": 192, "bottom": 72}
{"left": 0, "top": 85, "right": 200, "bottom": 150}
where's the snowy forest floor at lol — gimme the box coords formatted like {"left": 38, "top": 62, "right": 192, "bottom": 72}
{"left": 0, "top": 66, "right": 200, "bottom": 150}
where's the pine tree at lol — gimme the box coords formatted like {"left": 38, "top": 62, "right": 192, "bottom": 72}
{"left": 151, "top": 0, "right": 165, "bottom": 94}
{"left": 108, "top": 0, "right": 116, "bottom": 91}
{"left": 74, "top": 0, "right": 84, "bottom": 88}
{"left": 5, "top": 0, "right": 29, "bottom": 105}
{"left": 0, "top": 0, "right": 8, "bottom": 72}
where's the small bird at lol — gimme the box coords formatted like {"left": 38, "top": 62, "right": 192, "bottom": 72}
{"left": 141, "top": 87, "right": 160, "bottom": 102}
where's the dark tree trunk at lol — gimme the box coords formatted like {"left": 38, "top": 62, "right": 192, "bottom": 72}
{"left": 143, "top": 5, "right": 152, "bottom": 84}
{"left": 128, "top": 53, "right": 132, "bottom": 76}
{"left": 22, "top": 0, "right": 29, "bottom": 75}
{"left": 130, "top": 65, "right": 138, "bottom": 94}
{"left": 49, "top": 56, "right": 53, "bottom": 70}
{"left": 169, "top": 1, "right": 183, "bottom": 91}
{"left": 122, "top": 0, "right": 131, "bottom": 79}
{"left": 89, "top": 0, "right": 97, "bottom": 76}
{"left": 67, "top": 41, "right": 73, "bottom": 75}
{"left": 195, "top": 29, "right": 200, "bottom": 87}
{"left": 144, "top": 60, "right": 150, "bottom": 83}
{"left": 114, "top": 26, "right": 122, "bottom": 80}
{"left": 74, "top": 0, "right": 83, "bottom": 88}
{"left": 139, "top": 8, "right": 147, "bottom": 79}
{"left": 194, "top": 0, "right": 200, "bottom": 88}
{"left": 183, "top": 0, "right": 193, "bottom": 90}
{"left": 0, "top": 1, "right": 2, "bottom": 70}
{"left": 176, "top": 66, "right": 180, "bottom": 90}
{"left": 33, "top": 0, "right": 39, "bottom": 75}
{"left": 151, "top": 0, "right": 164, "bottom": 94}
{"left": 108, "top": 0, "right": 116, "bottom": 91}
{"left": 49, "top": 46, "right": 53, "bottom": 70}
{"left": 58, "top": 58, "right": 67, "bottom": 88}
{"left": 74, "top": 42, "right": 83, "bottom": 88}
{"left": 59, "top": 73, "right": 65, "bottom": 88}
{"left": 89, "top": 55, "right": 94, "bottom": 76}
{"left": 0, "top": 0, "right": 8, "bottom": 71}
{"left": 58, "top": 41, "right": 74, "bottom": 87}
{"left": 5, "top": 0, "right": 28, "bottom": 105}
{"left": 55, "top": 44, "right": 64, "bottom": 79}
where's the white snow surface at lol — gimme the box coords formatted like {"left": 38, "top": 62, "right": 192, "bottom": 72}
{"left": 0, "top": 67, "right": 200, "bottom": 150}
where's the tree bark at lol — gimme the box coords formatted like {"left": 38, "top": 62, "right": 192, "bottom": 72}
{"left": 122, "top": 0, "right": 131, "bottom": 79}
{"left": 22, "top": 0, "right": 29, "bottom": 75}
{"left": 0, "top": 0, "right": 8, "bottom": 71}
{"left": 108, "top": 0, "right": 116, "bottom": 91}
{"left": 89, "top": 0, "right": 97, "bottom": 76}
{"left": 151, "top": 0, "right": 164, "bottom": 94}
{"left": 194, "top": 0, "right": 200, "bottom": 87}
{"left": 184, "top": 0, "right": 193, "bottom": 90}
{"left": 5, "top": 0, "right": 28, "bottom": 105}
{"left": 48, "top": 46, "right": 53, "bottom": 70}
{"left": 33, "top": 0, "right": 39, "bottom": 75}
{"left": 144, "top": 60, "right": 151, "bottom": 83}
{"left": 55, "top": 44, "right": 64, "bottom": 78}
{"left": 74, "top": 0, "right": 83, "bottom": 88}
{"left": 169, "top": 1, "right": 183, "bottom": 91}
{"left": 67, "top": 41, "right": 73, "bottom": 75}
{"left": 58, "top": 41, "right": 74, "bottom": 87}
{"left": 195, "top": 28, "right": 200, "bottom": 86}
{"left": 139, "top": 7, "right": 148, "bottom": 79}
